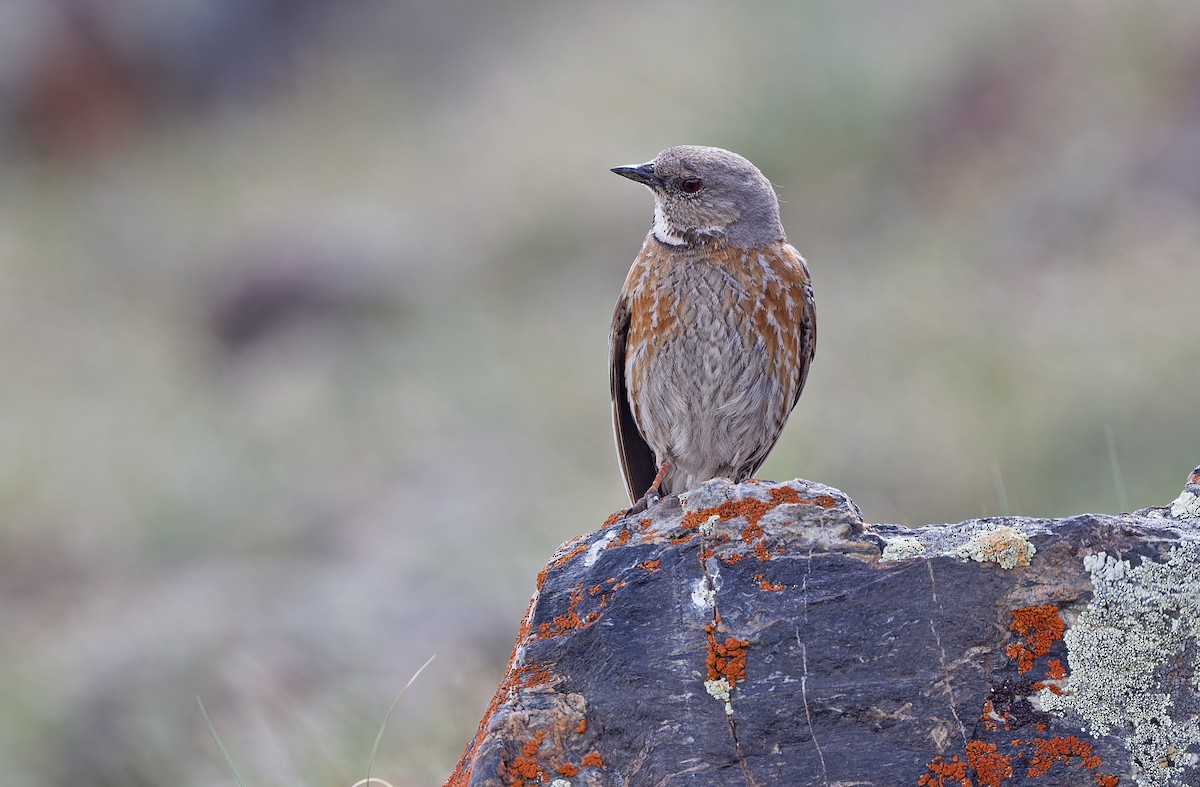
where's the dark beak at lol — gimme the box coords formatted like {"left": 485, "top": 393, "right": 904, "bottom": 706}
{"left": 610, "top": 162, "right": 660, "bottom": 187}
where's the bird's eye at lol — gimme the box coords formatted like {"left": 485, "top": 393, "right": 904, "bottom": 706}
{"left": 680, "top": 177, "right": 703, "bottom": 194}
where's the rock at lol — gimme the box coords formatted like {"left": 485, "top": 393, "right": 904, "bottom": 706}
{"left": 445, "top": 467, "right": 1200, "bottom": 787}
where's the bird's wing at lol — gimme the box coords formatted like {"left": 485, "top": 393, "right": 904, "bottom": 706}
{"left": 791, "top": 252, "right": 817, "bottom": 408}
{"left": 610, "top": 293, "right": 658, "bottom": 503}
{"left": 740, "top": 244, "right": 817, "bottom": 480}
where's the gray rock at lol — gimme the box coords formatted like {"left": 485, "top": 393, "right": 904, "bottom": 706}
{"left": 446, "top": 467, "right": 1200, "bottom": 787}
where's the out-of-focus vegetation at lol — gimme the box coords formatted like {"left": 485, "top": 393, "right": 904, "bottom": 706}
{"left": 0, "top": 1, "right": 1198, "bottom": 784}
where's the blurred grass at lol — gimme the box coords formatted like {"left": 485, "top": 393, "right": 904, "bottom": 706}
{"left": 0, "top": 1, "right": 1199, "bottom": 784}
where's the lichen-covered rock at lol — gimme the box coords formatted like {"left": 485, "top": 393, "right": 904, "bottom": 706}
{"left": 445, "top": 467, "right": 1200, "bottom": 787}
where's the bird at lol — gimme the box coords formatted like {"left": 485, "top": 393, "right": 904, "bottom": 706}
{"left": 608, "top": 145, "right": 816, "bottom": 512}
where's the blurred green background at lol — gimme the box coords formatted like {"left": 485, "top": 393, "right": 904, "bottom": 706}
{"left": 0, "top": 1, "right": 1198, "bottom": 784}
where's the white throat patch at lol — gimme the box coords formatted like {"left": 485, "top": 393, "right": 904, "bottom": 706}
{"left": 652, "top": 200, "right": 686, "bottom": 246}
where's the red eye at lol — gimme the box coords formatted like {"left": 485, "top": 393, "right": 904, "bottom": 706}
{"left": 680, "top": 177, "right": 703, "bottom": 194}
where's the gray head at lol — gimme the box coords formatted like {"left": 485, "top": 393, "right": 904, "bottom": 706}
{"left": 611, "top": 145, "right": 785, "bottom": 248}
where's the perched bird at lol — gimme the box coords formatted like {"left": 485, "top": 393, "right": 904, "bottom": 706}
{"left": 609, "top": 145, "right": 816, "bottom": 510}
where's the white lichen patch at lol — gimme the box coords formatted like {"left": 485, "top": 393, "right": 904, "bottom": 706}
{"left": 1171, "top": 489, "right": 1200, "bottom": 519}
{"left": 691, "top": 578, "right": 716, "bottom": 610}
{"left": 550, "top": 780, "right": 572, "bottom": 787}
{"left": 698, "top": 514, "right": 719, "bottom": 536}
{"left": 880, "top": 535, "right": 926, "bottom": 561}
{"left": 704, "top": 677, "right": 734, "bottom": 716}
{"left": 1033, "top": 685, "right": 1062, "bottom": 714}
{"left": 584, "top": 530, "right": 618, "bottom": 566}
{"left": 953, "top": 526, "right": 1036, "bottom": 569}
{"left": 1043, "top": 545, "right": 1200, "bottom": 787}
{"left": 1082, "top": 551, "right": 1131, "bottom": 582}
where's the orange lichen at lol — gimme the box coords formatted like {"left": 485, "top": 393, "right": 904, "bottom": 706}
{"left": 557, "top": 762, "right": 579, "bottom": 778}
{"left": 719, "top": 497, "right": 770, "bottom": 525}
{"left": 965, "top": 740, "right": 1012, "bottom": 786}
{"left": 682, "top": 486, "right": 814, "bottom": 572}
{"left": 606, "top": 529, "right": 631, "bottom": 549}
{"left": 754, "top": 573, "right": 785, "bottom": 592}
{"left": 536, "top": 584, "right": 603, "bottom": 640}
{"left": 508, "top": 757, "right": 539, "bottom": 781}
{"left": 704, "top": 623, "right": 749, "bottom": 688}
{"left": 980, "top": 700, "right": 999, "bottom": 732}
{"left": 682, "top": 487, "right": 808, "bottom": 530}
{"left": 1026, "top": 736, "right": 1101, "bottom": 777}
{"left": 729, "top": 513, "right": 777, "bottom": 561}
{"left": 768, "top": 486, "right": 803, "bottom": 505}
{"left": 813, "top": 495, "right": 837, "bottom": 508}
{"left": 522, "top": 731, "right": 542, "bottom": 756}
{"left": 454, "top": 488, "right": 828, "bottom": 785}
{"left": 669, "top": 533, "right": 694, "bottom": 544}
{"left": 919, "top": 605, "right": 1106, "bottom": 787}
{"left": 918, "top": 755, "right": 973, "bottom": 786}
{"left": 602, "top": 511, "right": 623, "bottom": 527}
{"left": 505, "top": 730, "right": 545, "bottom": 784}
{"left": 1005, "top": 605, "right": 1064, "bottom": 675}
{"left": 550, "top": 542, "right": 588, "bottom": 569}
{"left": 448, "top": 544, "right": 618, "bottom": 785}
{"left": 510, "top": 661, "right": 552, "bottom": 689}
{"left": 936, "top": 732, "right": 1108, "bottom": 786}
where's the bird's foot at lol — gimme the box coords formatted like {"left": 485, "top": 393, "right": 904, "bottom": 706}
{"left": 625, "top": 488, "right": 661, "bottom": 517}
{"left": 625, "top": 461, "right": 669, "bottom": 517}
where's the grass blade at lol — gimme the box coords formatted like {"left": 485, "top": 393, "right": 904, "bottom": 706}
{"left": 1105, "top": 425, "right": 1129, "bottom": 513}
{"left": 366, "top": 654, "right": 436, "bottom": 784}
{"left": 197, "top": 695, "right": 249, "bottom": 787}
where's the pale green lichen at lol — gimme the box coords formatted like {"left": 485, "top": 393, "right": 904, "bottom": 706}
{"left": 550, "top": 780, "right": 572, "bottom": 787}
{"left": 704, "top": 677, "right": 734, "bottom": 715}
{"left": 1041, "top": 544, "right": 1200, "bottom": 787}
{"left": 1171, "top": 490, "right": 1200, "bottom": 519}
{"left": 880, "top": 535, "right": 926, "bottom": 561}
{"left": 953, "top": 526, "right": 1036, "bottom": 569}
{"left": 1082, "top": 551, "right": 1131, "bottom": 582}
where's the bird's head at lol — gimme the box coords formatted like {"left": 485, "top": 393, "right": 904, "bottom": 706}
{"left": 611, "top": 145, "right": 784, "bottom": 248}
